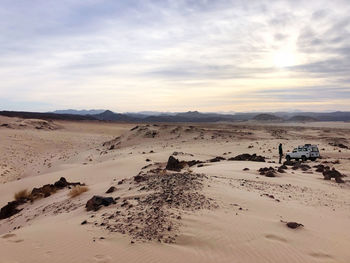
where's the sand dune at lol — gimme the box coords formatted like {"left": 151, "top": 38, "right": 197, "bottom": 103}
{"left": 1, "top": 118, "right": 350, "bottom": 262}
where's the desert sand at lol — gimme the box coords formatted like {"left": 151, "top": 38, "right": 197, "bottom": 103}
{"left": 0, "top": 116, "right": 350, "bottom": 263}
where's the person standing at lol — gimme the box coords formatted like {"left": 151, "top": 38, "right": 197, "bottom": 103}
{"left": 279, "top": 143, "right": 283, "bottom": 164}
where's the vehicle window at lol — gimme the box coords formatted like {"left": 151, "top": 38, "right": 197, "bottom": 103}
{"left": 312, "top": 147, "right": 319, "bottom": 152}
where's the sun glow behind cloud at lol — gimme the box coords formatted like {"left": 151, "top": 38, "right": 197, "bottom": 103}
{"left": 0, "top": 0, "right": 350, "bottom": 112}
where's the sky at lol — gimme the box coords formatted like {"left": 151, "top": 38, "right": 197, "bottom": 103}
{"left": 1, "top": 0, "right": 350, "bottom": 113}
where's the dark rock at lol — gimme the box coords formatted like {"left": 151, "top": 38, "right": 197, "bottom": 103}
{"left": 258, "top": 167, "right": 276, "bottom": 177}
{"left": 283, "top": 160, "right": 296, "bottom": 166}
{"left": 286, "top": 222, "right": 304, "bottom": 229}
{"left": 0, "top": 200, "right": 23, "bottom": 220}
{"left": 265, "top": 171, "right": 276, "bottom": 177}
{"left": 106, "top": 186, "right": 116, "bottom": 194}
{"left": 243, "top": 168, "right": 249, "bottom": 171}
{"left": 145, "top": 159, "right": 151, "bottom": 162}
{"left": 166, "top": 156, "right": 184, "bottom": 171}
{"left": 292, "top": 162, "right": 311, "bottom": 171}
{"left": 81, "top": 220, "right": 87, "bottom": 225}
{"left": 86, "top": 196, "right": 116, "bottom": 211}
{"left": 314, "top": 164, "right": 329, "bottom": 173}
{"left": 229, "top": 153, "right": 265, "bottom": 162}
{"left": 134, "top": 175, "right": 147, "bottom": 183}
{"left": 54, "top": 177, "right": 68, "bottom": 188}
{"left": 329, "top": 142, "right": 349, "bottom": 149}
{"left": 323, "top": 168, "right": 345, "bottom": 183}
{"left": 186, "top": 160, "right": 203, "bottom": 167}
{"left": 209, "top": 156, "right": 226, "bottom": 162}
{"left": 277, "top": 167, "right": 286, "bottom": 173}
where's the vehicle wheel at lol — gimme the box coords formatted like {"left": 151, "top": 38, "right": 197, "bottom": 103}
{"left": 295, "top": 158, "right": 299, "bottom": 161}
{"left": 286, "top": 155, "right": 291, "bottom": 161}
{"left": 301, "top": 156, "right": 307, "bottom": 162}
{"left": 310, "top": 157, "right": 316, "bottom": 161}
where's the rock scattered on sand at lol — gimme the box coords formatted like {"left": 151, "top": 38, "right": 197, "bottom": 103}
{"left": 186, "top": 160, "right": 204, "bottom": 167}
{"left": 90, "top": 170, "right": 217, "bottom": 243}
{"left": 278, "top": 165, "right": 287, "bottom": 173}
{"left": 258, "top": 167, "right": 276, "bottom": 177}
{"left": 292, "top": 162, "right": 311, "bottom": 171}
{"left": 85, "top": 196, "right": 116, "bottom": 211}
{"left": 323, "top": 168, "right": 345, "bottom": 183}
{"left": 134, "top": 174, "right": 147, "bottom": 183}
{"left": 329, "top": 142, "right": 349, "bottom": 149}
{"left": 243, "top": 168, "right": 250, "bottom": 171}
{"left": 106, "top": 186, "right": 116, "bottom": 194}
{"left": 314, "top": 164, "right": 329, "bottom": 173}
{"left": 283, "top": 160, "right": 296, "bottom": 166}
{"left": 229, "top": 154, "right": 265, "bottom": 162}
{"left": 286, "top": 222, "right": 304, "bottom": 229}
{"left": 208, "top": 156, "right": 226, "bottom": 162}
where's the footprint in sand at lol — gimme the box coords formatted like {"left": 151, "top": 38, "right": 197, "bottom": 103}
{"left": 93, "top": 255, "right": 112, "bottom": 263}
{"left": 264, "top": 234, "right": 287, "bottom": 243}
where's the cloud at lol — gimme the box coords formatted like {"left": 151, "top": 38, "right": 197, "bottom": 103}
{"left": 0, "top": 0, "right": 350, "bottom": 112}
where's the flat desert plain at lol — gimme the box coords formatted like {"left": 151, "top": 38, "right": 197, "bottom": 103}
{"left": 0, "top": 116, "right": 350, "bottom": 263}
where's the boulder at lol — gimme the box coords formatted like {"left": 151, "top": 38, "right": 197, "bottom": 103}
{"left": 166, "top": 156, "right": 184, "bottom": 171}
{"left": 0, "top": 201, "right": 23, "bottom": 220}
{"left": 54, "top": 177, "right": 68, "bottom": 188}
{"left": 86, "top": 196, "right": 116, "bottom": 211}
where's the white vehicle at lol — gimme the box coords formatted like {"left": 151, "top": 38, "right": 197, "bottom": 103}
{"left": 285, "top": 144, "right": 320, "bottom": 162}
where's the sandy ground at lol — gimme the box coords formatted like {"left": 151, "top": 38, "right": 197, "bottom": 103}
{"left": 0, "top": 116, "right": 350, "bottom": 263}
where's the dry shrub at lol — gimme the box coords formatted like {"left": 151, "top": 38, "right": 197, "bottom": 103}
{"left": 14, "top": 189, "right": 30, "bottom": 201}
{"left": 68, "top": 186, "right": 89, "bottom": 198}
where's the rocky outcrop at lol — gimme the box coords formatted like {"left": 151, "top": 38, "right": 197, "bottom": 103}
{"left": 0, "top": 177, "right": 83, "bottom": 220}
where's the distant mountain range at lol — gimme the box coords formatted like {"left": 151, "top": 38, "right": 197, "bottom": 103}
{"left": 53, "top": 109, "right": 106, "bottom": 115}
{"left": 1, "top": 109, "right": 350, "bottom": 122}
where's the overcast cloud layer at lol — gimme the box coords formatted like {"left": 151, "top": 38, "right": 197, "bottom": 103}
{"left": 1, "top": 0, "right": 350, "bottom": 112}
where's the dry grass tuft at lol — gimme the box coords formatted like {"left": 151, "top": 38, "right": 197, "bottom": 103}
{"left": 14, "top": 189, "right": 30, "bottom": 201}
{"left": 68, "top": 186, "right": 89, "bottom": 198}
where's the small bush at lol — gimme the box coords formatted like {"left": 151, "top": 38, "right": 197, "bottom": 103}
{"left": 68, "top": 186, "right": 89, "bottom": 198}
{"left": 14, "top": 189, "right": 30, "bottom": 201}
